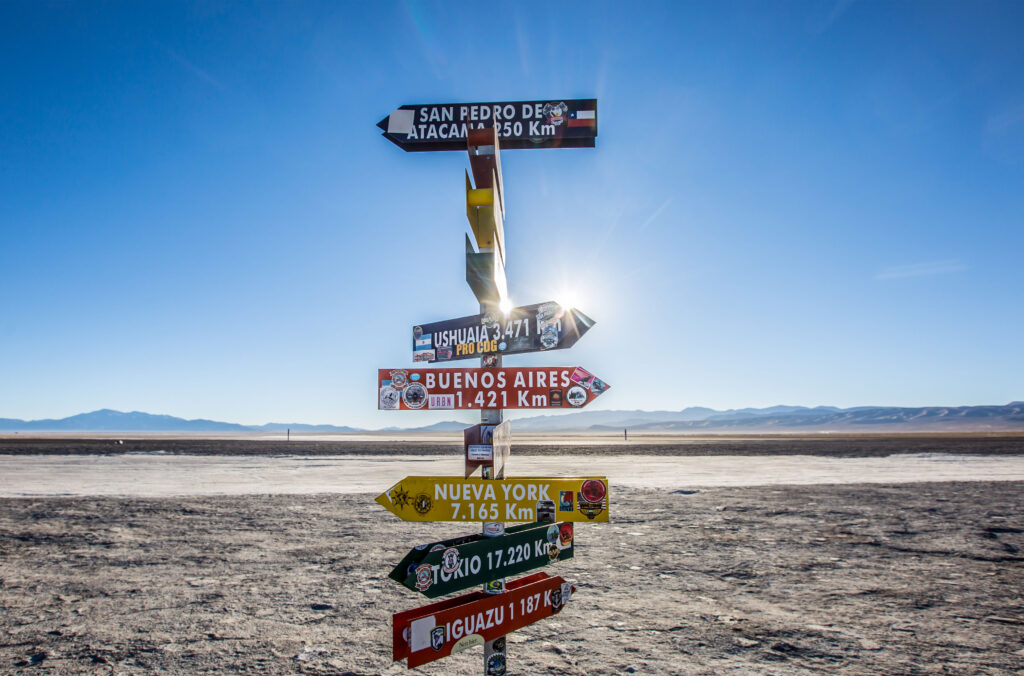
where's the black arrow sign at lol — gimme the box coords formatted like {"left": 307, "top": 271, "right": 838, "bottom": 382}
{"left": 377, "top": 99, "right": 597, "bottom": 151}
{"left": 412, "top": 301, "right": 595, "bottom": 363}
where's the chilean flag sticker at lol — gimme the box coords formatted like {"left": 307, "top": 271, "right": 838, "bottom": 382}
{"left": 568, "top": 110, "right": 596, "bottom": 127}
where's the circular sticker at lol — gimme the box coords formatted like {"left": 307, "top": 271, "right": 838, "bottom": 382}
{"left": 390, "top": 369, "right": 409, "bottom": 390}
{"left": 441, "top": 547, "right": 460, "bottom": 574}
{"left": 379, "top": 386, "right": 400, "bottom": 410}
{"left": 402, "top": 382, "right": 427, "bottom": 409}
{"left": 581, "top": 479, "right": 606, "bottom": 503}
{"left": 486, "top": 652, "right": 506, "bottom": 676}
{"left": 414, "top": 564, "right": 432, "bottom": 592}
{"left": 413, "top": 494, "right": 433, "bottom": 515}
{"left": 546, "top": 525, "right": 559, "bottom": 544}
{"left": 566, "top": 385, "right": 587, "bottom": 407}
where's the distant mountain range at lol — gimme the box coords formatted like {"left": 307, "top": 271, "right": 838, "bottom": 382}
{"left": 2, "top": 404, "right": 1023, "bottom": 434}
{"left": 0, "top": 409, "right": 361, "bottom": 434}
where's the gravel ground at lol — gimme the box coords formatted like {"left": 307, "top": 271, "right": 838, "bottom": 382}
{"left": 2, "top": 481, "right": 1022, "bottom": 674}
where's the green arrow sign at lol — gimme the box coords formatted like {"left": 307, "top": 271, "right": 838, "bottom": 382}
{"left": 389, "top": 521, "right": 575, "bottom": 598}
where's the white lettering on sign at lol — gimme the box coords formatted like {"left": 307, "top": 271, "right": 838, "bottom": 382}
{"left": 467, "top": 444, "right": 493, "bottom": 461}
{"left": 428, "top": 394, "right": 454, "bottom": 409}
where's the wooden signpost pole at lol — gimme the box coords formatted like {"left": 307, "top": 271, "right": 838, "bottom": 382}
{"left": 479, "top": 343, "right": 506, "bottom": 674}
{"left": 376, "top": 100, "right": 601, "bottom": 675}
{"left": 470, "top": 126, "right": 508, "bottom": 676}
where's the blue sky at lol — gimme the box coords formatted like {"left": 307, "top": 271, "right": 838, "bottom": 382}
{"left": 1, "top": 1, "right": 1022, "bottom": 429}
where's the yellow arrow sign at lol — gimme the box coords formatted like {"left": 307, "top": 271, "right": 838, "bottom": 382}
{"left": 376, "top": 476, "right": 609, "bottom": 523}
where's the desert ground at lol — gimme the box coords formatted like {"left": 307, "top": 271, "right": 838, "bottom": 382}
{"left": 2, "top": 435, "right": 1023, "bottom": 674}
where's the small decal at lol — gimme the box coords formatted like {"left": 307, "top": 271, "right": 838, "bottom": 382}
{"left": 591, "top": 378, "right": 609, "bottom": 395}
{"left": 486, "top": 652, "right": 506, "bottom": 676}
{"left": 558, "top": 490, "right": 574, "bottom": 512}
{"left": 559, "top": 523, "right": 574, "bottom": 547}
{"left": 414, "top": 564, "right": 432, "bottom": 592}
{"left": 431, "top": 626, "right": 446, "bottom": 651}
{"left": 441, "top": 547, "right": 460, "bottom": 575}
{"left": 569, "top": 367, "right": 595, "bottom": 389}
{"left": 452, "top": 634, "right": 484, "bottom": 654}
{"left": 467, "top": 444, "right": 493, "bottom": 461}
{"left": 542, "top": 101, "right": 568, "bottom": 126}
{"left": 483, "top": 354, "right": 499, "bottom": 367}
{"left": 539, "top": 323, "right": 559, "bottom": 349}
{"left": 484, "top": 578, "right": 505, "bottom": 594}
{"left": 548, "top": 543, "right": 561, "bottom": 561}
{"left": 427, "top": 393, "right": 454, "bottom": 409}
{"left": 566, "top": 385, "right": 587, "bottom": 407}
{"left": 546, "top": 525, "right": 559, "bottom": 545}
{"left": 390, "top": 369, "right": 410, "bottom": 390}
{"left": 379, "top": 386, "right": 400, "bottom": 410}
{"left": 403, "top": 382, "right": 427, "bottom": 409}
{"left": 551, "top": 587, "right": 564, "bottom": 612}
{"left": 389, "top": 486, "right": 410, "bottom": 509}
{"left": 492, "top": 637, "right": 506, "bottom": 653}
{"left": 413, "top": 494, "right": 433, "bottom": 515}
{"left": 537, "top": 499, "right": 556, "bottom": 524}
{"left": 578, "top": 479, "right": 607, "bottom": 519}
{"left": 549, "top": 389, "right": 563, "bottom": 407}
{"left": 483, "top": 522, "right": 505, "bottom": 537}
{"left": 429, "top": 543, "right": 445, "bottom": 552}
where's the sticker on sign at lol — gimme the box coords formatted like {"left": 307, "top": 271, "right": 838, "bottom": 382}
{"left": 467, "top": 445, "right": 493, "bottom": 461}
{"left": 428, "top": 394, "right": 455, "bottom": 409}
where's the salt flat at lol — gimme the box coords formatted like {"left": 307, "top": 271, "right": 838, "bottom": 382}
{"left": 3, "top": 452, "right": 1024, "bottom": 497}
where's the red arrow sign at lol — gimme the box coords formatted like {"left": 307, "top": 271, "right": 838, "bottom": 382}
{"left": 378, "top": 366, "right": 609, "bottom": 411}
{"left": 392, "top": 572, "right": 574, "bottom": 668}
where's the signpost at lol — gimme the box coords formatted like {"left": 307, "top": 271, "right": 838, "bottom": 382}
{"left": 378, "top": 99, "right": 598, "bottom": 152}
{"left": 389, "top": 521, "right": 574, "bottom": 598}
{"left": 392, "top": 572, "right": 575, "bottom": 669}
{"left": 374, "top": 98, "right": 601, "bottom": 674}
{"left": 412, "top": 301, "right": 595, "bottom": 363}
{"left": 378, "top": 366, "right": 610, "bottom": 411}
{"left": 376, "top": 476, "right": 610, "bottom": 523}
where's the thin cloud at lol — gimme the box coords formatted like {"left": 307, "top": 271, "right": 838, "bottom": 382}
{"left": 874, "top": 259, "right": 967, "bottom": 280}
{"left": 806, "top": 0, "right": 856, "bottom": 35}
{"left": 636, "top": 197, "right": 673, "bottom": 234}
{"left": 158, "top": 43, "right": 225, "bottom": 91}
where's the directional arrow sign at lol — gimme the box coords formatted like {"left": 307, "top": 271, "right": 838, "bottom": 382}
{"left": 389, "top": 521, "right": 575, "bottom": 598}
{"left": 393, "top": 572, "right": 575, "bottom": 668}
{"left": 376, "top": 476, "right": 609, "bottom": 523}
{"left": 377, "top": 99, "right": 597, "bottom": 152}
{"left": 378, "top": 366, "right": 609, "bottom": 411}
{"left": 412, "top": 302, "right": 595, "bottom": 364}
